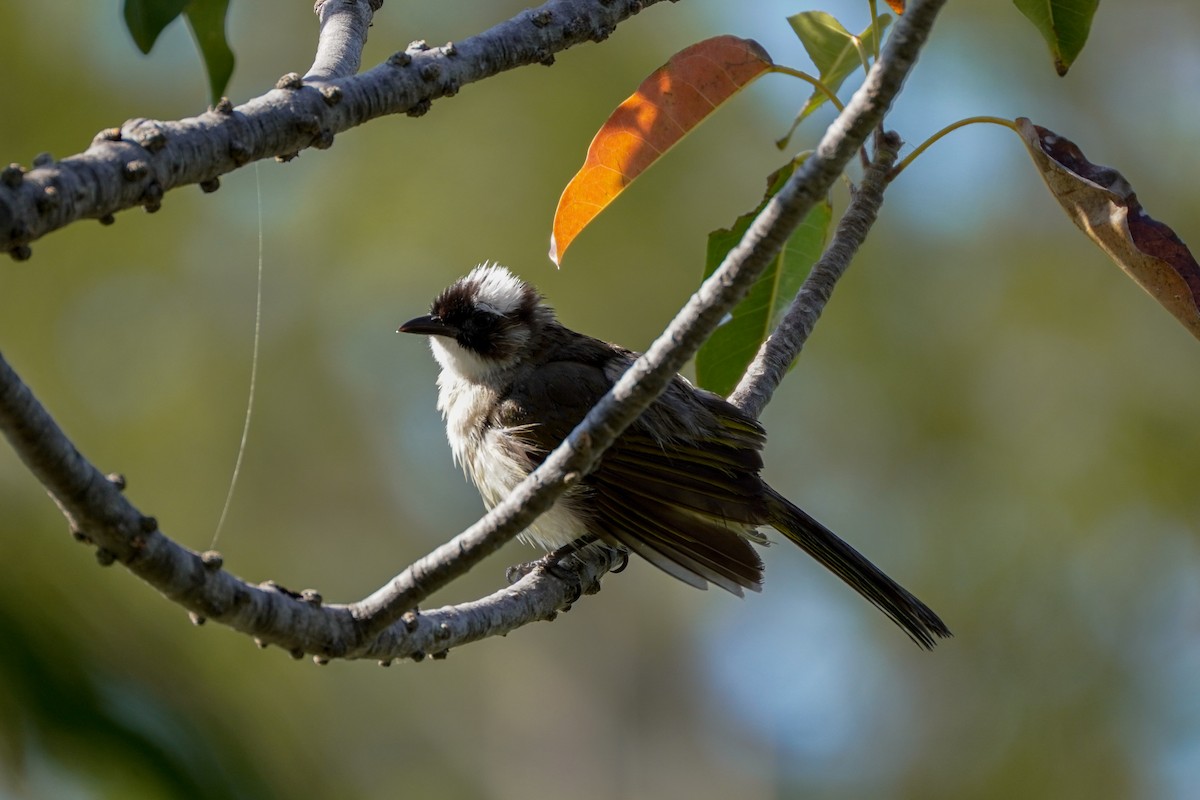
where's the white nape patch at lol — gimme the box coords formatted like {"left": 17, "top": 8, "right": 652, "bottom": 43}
{"left": 465, "top": 261, "right": 529, "bottom": 316}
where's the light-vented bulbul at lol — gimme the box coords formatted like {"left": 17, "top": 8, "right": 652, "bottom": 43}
{"left": 399, "top": 263, "right": 950, "bottom": 648}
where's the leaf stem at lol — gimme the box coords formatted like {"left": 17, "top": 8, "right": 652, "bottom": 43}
{"left": 889, "top": 115, "right": 1018, "bottom": 180}
{"left": 770, "top": 65, "right": 846, "bottom": 112}
{"left": 850, "top": 36, "right": 871, "bottom": 74}
{"left": 869, "top": 0, "right": 881, "bottom": 60}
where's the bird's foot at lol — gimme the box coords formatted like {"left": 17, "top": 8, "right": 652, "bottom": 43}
{"left": 505, "top": 535, "right": 631, "bottom": 605}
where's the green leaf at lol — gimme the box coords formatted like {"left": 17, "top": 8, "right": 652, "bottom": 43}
{"left": 123, "top": 0, "right": 190, "bottom": 54}
{"left": 695, "top": 159, "right": 833, "bottom": 397}
{"left": 183, "top": 0, "right": 236, "bottom": 104}
{"left": 779, "top": 11, "right": 891, "bottom": 147}
{"left": 123, "top": 0, "right": 236, "bottom": 102}
{"left": 1013, "top": 0, "right": 1099, "bottom": 76}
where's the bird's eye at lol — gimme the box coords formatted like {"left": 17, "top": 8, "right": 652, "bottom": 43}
{"left": 457, "top": 309, "right": 505, "bottom": 355}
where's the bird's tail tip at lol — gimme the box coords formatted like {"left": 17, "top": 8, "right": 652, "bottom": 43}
{"left": 765, "top": 488, "right": 951, "bottom": 650}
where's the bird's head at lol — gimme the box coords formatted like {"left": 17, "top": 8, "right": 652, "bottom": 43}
{"left": 399, "top": 262, "right": 548, "bottom": 379}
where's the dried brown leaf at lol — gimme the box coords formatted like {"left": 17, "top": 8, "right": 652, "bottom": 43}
{"left": 1017, "top": 117, "right": 1200, "bottom": 340}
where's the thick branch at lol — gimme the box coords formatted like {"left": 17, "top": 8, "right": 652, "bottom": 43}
{"left": 0, "top": 347, "right": 624, "bottom": 661}
{"left": 729, "top": 131, "right": 900, "bottom": 417}
{"left": 0, "top": 0, "right": 665, "bottom": 258}
{"left": 305, "top": 0, "right": 385, "bottom": 81}
{"left": 0, "top": 0, "right": 948, "bottom": 662}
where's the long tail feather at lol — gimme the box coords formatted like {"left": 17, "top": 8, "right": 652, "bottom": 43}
{"left": 765, "top": 488, "right": 951, "bottom": 649}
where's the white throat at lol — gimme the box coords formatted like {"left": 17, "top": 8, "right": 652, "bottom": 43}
{"left": 429, "top": 336, "right": 497, "bottom": 382}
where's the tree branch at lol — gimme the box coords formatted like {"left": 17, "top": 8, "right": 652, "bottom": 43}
{"left": 0, "top": 0, "right": 665, "bottom": 259}
{"left": 729, "top": 131, "right": 900, "bottom": 418}
{"left": 0, "top": 344, "right": 628, "bottom": 661}
{"left": 305, "top": 0, "right": 385, "bottom": 82}
{"left": 0, "top": 0, "right": 948, "bottom": 663}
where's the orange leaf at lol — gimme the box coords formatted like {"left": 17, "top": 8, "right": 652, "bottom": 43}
{"left": 1017, "top": 118, "right": 1200, "bottom": 340}
{"left": 885, "top": 0, "right": 906, "bottom": 13}
{"left": 549, "top": 35, "right": 773, "bottom": 266}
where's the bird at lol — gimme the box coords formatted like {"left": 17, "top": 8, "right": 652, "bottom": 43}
{"left": 398, "top": 263, "right": 951, "bottom": 648}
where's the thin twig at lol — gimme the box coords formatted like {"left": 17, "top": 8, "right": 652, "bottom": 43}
{"left": 729, "top": 131, "right": 901, "bottom": 418}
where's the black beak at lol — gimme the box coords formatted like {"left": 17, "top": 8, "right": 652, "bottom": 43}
{"left": 398, "top": 314, "right": 458, "bottom": 338}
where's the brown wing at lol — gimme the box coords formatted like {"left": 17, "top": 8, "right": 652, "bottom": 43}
{"left": 498, "top": 346, "right": 771, "bottom": 595}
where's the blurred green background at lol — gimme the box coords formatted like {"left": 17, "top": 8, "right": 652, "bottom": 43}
{"left": 2, "top": 1, "right": 1199, "bottom": 798}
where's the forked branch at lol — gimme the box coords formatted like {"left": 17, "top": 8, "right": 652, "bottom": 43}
{"left": 0, "top": 0, "right": 948, "bottom": 663}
